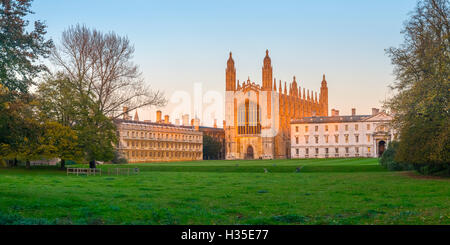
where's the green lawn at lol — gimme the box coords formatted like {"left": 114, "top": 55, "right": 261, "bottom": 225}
{"left": 0, "top": 158, "right": 448, "bottom": 225}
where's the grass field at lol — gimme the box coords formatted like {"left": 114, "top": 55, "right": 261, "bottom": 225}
{"left": 0, "top": 158, "right": 449, "bottom": 225}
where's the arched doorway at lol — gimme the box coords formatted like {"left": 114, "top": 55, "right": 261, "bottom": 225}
{"left": 378, "top": 141, "right": 386, "bottom": 157}
{"left": 246, "top": 145, "right": 254, "bottom": 160}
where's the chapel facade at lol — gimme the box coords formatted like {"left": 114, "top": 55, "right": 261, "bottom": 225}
{"left": 224, "top": 50, "right": 329, "bottom": 159}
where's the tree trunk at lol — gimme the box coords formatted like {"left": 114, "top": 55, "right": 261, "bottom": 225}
{"left": 89, "top": 160, "right": 96, "bottom": 169}
{"left": 26, "top": 160, "right": 30, "bottom": 169}
{"left": 13, "top": 158, "right": 17, "bottom": 167}
{"left": 60, "top": 159, "right": 66, "bottom": 169}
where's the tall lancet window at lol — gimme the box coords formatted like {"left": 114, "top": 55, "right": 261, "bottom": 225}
{"left": 238, "top": 99, "right": 261, "bottom": 135}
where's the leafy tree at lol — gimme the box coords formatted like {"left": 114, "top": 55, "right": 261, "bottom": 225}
{"left": 76, "top": 107, "right": 117, "bottom": 168}
{"left": 385, "top": 0, "right": 449, "bottom": 176}
{"left": 0, "top": 91, "right": 38, "bottom": 167}
{"left": 0, "top": 0, "right": 53, "bottom": 93}
{"left": 203, "top": 135, "right": 222, "bottom": 160}
{"left": 379, "top": 141, "right": 413, "bottom": 171}
{"left": 36, "top": 73, "right": 80, "bottom": 128}
{"left": 36, "top": 74, "right": 117, "bottom": 168}
{"left": 39, "top": 122, "right": 83, "bottom": 169}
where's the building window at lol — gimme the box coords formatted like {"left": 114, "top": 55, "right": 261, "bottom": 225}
{"left": 315, "top": 136, "right": 319, "bottom": 144}
{"left": 325, "top": 135, "right": 329, "bottom": 143}
{"left": 296, "top": 149, "right": 299, "bottom": 155}
{"left": 325, "top": 148, "right": 329, "bottom": 154}
{"left": 335, "top": 125, "right": 338, "bottom": 131}
{"left": 295, "top": 137, "right": 299, "bottom": 144}
{"left": 356, "top": 147, "right": 359, "bottom": 153}
{"left": 367, "top": 135, "right": 371, "bottom": 142}
{"left": 367, "top": 124, "right": 371, "bottom": 130}
{"left": 315, "top": 126, "right": 319, "bottom": 132}
{"left": 335, "top": 135, "right": 339, "bottom": 143}
{"left": 295, "top": 126, "right": 299, "bottom": 132}
{"left": 345, "top": 147, "right": 349, "bottom": 154}
{"left": 325, "top": 125, "right": 329, "bottom": 131}
{"left": 305, "top": 136, "right": 309, "bottom": 144}
{"left": 305, "top": 126, "right": 309, "bottom": 132}
{"left": 345, "top": 125, "right": 349, "bottom": 131}
{"left": 335, "top": 148, "right": 339, "bottom": 153}
{"left": 355, "top": 135, "right": 359, "bottom": 143}
{"left": 368, "top": 147, "right": 371, "bottom": 153}
{"left": 345, "top": 135, "right": 349, "bottom": 143}
{"left": 355, "top": 124, "right": 359, "bottom": 131}
{"left": 306, "top": 148, "right": 309, "bottom": 155}
{"left": 237, "top": 100, "right": 261, "bottom": 135}
{"left": 315, "top": 148, "right": 319, "bottom": 154}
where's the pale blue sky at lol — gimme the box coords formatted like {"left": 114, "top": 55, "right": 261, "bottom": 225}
{"left": 32, "top": 0, "right": 417, "bottom": 125}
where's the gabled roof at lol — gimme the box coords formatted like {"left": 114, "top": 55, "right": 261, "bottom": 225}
{"left": 362, "top": 111, "right": 393, "bottom": 122}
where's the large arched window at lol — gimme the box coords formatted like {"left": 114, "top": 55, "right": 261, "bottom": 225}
{"left": 238, "top": 99, "right": 261, "bottom": 135}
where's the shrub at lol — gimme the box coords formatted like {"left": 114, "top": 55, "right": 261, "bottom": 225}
{"left": 111, "top": 150, "right": 128, "bottom": 164}
{"left": 413, "top": 163, "right": 450, "bottom": 177}
{"left": 379, "top": 141, "right": 412, "bottom": 171}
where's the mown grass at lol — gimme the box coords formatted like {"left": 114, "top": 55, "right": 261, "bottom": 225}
{"left": 0, "top": 158, "right": 448, "bottom": 225}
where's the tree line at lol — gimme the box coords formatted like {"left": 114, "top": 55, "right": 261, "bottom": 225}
{"left": 0, "top": 0, "right": 165, "bottom": 169}
{"left": 382, "top": 0, "right": 449, "bottom": 176}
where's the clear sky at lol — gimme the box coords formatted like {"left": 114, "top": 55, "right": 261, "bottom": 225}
{"left": 31, "top": 0, "right": 417, "bottom": 126}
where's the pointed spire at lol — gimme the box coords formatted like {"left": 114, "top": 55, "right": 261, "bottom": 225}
{"left": 298, "top": 86, "right": 302, "bottom": 98}
{"left": 279, "top": 80, "right": 282, "bottom": 94}
{"left": 273, "top": 78, "right": 277, "bottom": 91}
{"left": 227, "top": 51, "right": 235, "bottom": 67}
{"left": 134, "top": 110, "right": 139, "bottom": 121}
{"left": 307, "top": 90, "right": 310, "bottom": 100}
{"left": 284, "top": 82, "right": 287, "bottom": 95}
{"left": 303, "top": 88, "right": 306, "bottom": 99}
{"left": 322, "top": 74, "right": 327, "bottom": 87}
{"left": 315, "top": 92, "right": 318, "bottom": 103}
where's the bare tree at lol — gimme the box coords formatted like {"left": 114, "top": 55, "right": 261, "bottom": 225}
{"left": 51, "top": 24, "right": 166, "bottom": 118}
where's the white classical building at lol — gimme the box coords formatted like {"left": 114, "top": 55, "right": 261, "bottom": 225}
{"left": 290, "top": 108, "right": 396, "bottom": 159}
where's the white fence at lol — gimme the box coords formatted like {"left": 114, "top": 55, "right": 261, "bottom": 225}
{"left": 66, "top": 168, "right": 140, "bottom": 176}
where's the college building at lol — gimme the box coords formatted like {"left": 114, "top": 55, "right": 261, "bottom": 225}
{"left": 115, "top": 108, "right": 203, "bottom": 163}
{"left": 224, "top": 50, "right": 329, "bottom": 160}
{"left": 290, "top": 108, "right": 396, "bottom": 159}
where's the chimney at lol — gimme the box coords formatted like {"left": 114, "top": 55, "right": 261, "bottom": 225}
{"left": 175, "top": 119, "right": 180, "bottom": 125}
{"left": 123, "top": 107, "right": 129, "bottom": 120}
{"left": 331, "top": 109, "right": 340, "bottom": 117}
{"left": 194, "top": 118, "right": 200, "bottom": 131}
{"left": 352, "top": 108, "right": 356, "bottom": 116}
{"left": 182, "top": 114, "right": 189, "bottom": 126}
{"left": 156, "top": 110, "right": 162, "bottom": 123}
{"left": 164, "top": 115, "right": 169, "bottom": 124}
{"left": 372, "top": 108, "right": 380, "bottom": 115}
{"left": 214, "top": 119, "right": 217, "bottom": 128}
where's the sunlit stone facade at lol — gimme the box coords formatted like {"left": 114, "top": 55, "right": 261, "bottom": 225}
{"left": 224, "top": 50, "right": 329, "bottom": 160}
{"left": 290, "top": 109, "right": 396, "bottom": 159}
{"left": 115, "top": 110, "right": 203, "bottom": 163}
